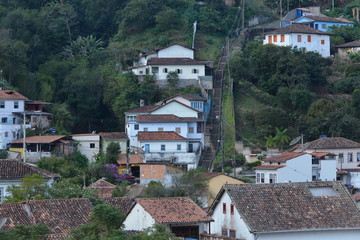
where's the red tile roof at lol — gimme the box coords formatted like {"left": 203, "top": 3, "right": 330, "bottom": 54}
{"left": 214, "top": 182, "right": 360, "bottom": 233}
{"left": 303, "top": 16, "right": 354, "bottom": 24}
{"left": 308, "top": 152, "right": 336, "bottom": 158}
{"left": 11, "top": 135, "right": 68, "bottom": 144}
{"left": 88, "top": 179, "right": 116, "bottom": 197}
{"left": 117, "top": 154, "right": 143, "bottom": 165}
{"left": 305, "top": 137, "right": 360, "bottom": 149}
{"left": 126, "top": 105, "right": 161, "bottom": 113}
{"left": 137, "top": 114, "right": 203, "bottom": 123}
{"left": 335, "top": 40, "right": 360, "bottom": 48}
{"left": 353, "top": 193, "right": 360, "bottom": 202}
{"left": 0, "top": 90, "right": 28, "bottom": 100}
{"left": 265, "top": 24, "right": 332, "bottom": 35}
{"left": 263, "top": 152, "right": 305, "bottom": 163}
{"left": 254, "top": 165, "right": 285, "bottom": 170}
{"left": 138, "top": 131, "right": 187, "bottom": 141}
{"left": 103, "top": 197, "right": 136, "bottom": 215}
{"left": 147, "top": 58, "right": 204, "bottom": 65}
{"left": 0, "top": 202, "right": 34, "bottom": 230}
{"left": 136, "top": 197, "right": 213, "bottom": 223}
{"left": 0, "top": 159, "right": 60, "bottom": 179}
{"left": 99, "top": 132, "right": 127, "bottom": 140}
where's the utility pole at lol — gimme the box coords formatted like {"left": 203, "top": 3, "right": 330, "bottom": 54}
{"left": 23, "top": 111, "right": 26, "bottom": 163}
{"left": 332, "top": 0, "right": 335, "bottom": 11}
{"left": 241, "top": 0, "right": 245, "bottom": 30}
{"left": 280, "top": 0, "right": 283, "bottom": 19}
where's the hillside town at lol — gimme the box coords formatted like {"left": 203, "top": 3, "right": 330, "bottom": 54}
{"left": 1, "top": 1, "right": 360, "bottom": 240}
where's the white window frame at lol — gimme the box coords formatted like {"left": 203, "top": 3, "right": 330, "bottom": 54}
{"left": 348, "top": 153, "right": 353, "bottom": 162}
{"left": 14, "top": 101, "right": 19, "bottom": 109}
{"left": 161, "top": 144, "right": 165, "bottom": 151}
{"left": 177, "top": 144, "right": 181, "bottom": 151}
{"left": 90, "top": 143, "right": 95, "bottom": 148}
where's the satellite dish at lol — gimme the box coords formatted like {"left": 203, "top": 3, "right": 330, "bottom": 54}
{"left": 289, "top": 136, "right": 302, "bottom": 145}
{"left": 0, "top": 218, "right": 7, "bottom": 230}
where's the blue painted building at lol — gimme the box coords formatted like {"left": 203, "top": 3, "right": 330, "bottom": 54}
{"left": 292, "top": 16, "right": 354, "bottom": 32}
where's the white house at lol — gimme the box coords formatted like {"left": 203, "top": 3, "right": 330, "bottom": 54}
{"left": 208, "top": 182, "right": 360, "bottom": 240}
{"left": 131, "top": 43, "right": 212, "bottom": 89}
{"left": 255, "top": 152, "right": 337, "bottom": 183}
{"left": 123, "top": 197, "right": 213, "bottom": 239}
{"left": 263, "top": 24, "right": 331, "bottom": 57}
{"left": 0, "top": 159, "right": 60, "bottom": 202}
{"left": 72, "top": 134, "right": 100, "bottom": 163}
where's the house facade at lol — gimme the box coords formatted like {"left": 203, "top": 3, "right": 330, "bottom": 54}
{"left": 335, "top": 40, "right": 360, "bottom": 59}
{"left": 263, "top": 24, "right": 331, "bottom": 57}
{"left": 0, "top": 159, "right": 60, "bottom": 202}
{"left": 72, "top": 133, "right": 100, "bottom": 163}
{"left": 131, "top": 43, "right": 213, "bottom": 89}
{"left": 208, "top": 182, "right": 360, "bottom": 240}
{"left": 123, "top": 197, "right": 213, "bottom": 239}
{"left": 255, "top": 152, "right": 336, "bottom": 184}
{"left": 99, "top": 132, "right": 128, "bottom": 154}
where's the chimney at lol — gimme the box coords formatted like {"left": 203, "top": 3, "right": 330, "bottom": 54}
{"left": 140, "top": 99, "right": 145, "bottom": 107}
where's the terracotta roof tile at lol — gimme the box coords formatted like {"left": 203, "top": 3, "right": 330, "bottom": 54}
{"left": 11, "top": 135, "right": 67, "bottom": 144}
{"left": 126, "top": 105, "right": 161, "bottom": 113}
{"left": 221, "top": 182, "right": 360, "bottom": 233}
{"left": 353, "top": 193, "right": 360, "bottom": 201}
{"left": 137, "top": 131, "right": 187, "bottom": 141}
{"left": 0, "top": 202, "right": 34, "bottom": 230}
{"left": 88, "top": 179, "right": 116, "bottom": 197}
{"left": 117, "top": 154, "right": 143, "bottom": 165}
{"left": 336, "top": 40, "right": 360, "bottom": 48}
{"left": 265, "top": 24, "right": 332, "bottom": 35}
{"left": 136, "top": 197, "right": 213, "bottom": 223}
{"left": 0, "top": 90, "right": 28, "bottom": 100}
{"left": 137, "top": 114, "right": 203, "bottom": 123}
{"left": 99, "top": 132, "right": 128, "bottom": 140}
{"left": 305, "top": 137, "right": 360, "bottom": 149}
{"left": 148, "top": 58, "right": 204, "bottom": 65}
{"left": 254, "top": 165, "right": 285, "bottom": 170}
{"left": 263, "top": 152, "right": 305, "bottom": 163}
{"left": 103, "top": 197, "right": 136, "bottom": 215}
{"left": 308, "top": 152, "right": 336, "bottom": 158}
{"left": 0, "top": 159, "right": 60, "bottom": 179}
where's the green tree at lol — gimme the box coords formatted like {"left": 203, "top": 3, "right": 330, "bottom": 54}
{"left": 273, "top": 127, "right": 291, "bottom": 148}
{"left": 0, "top": 149, "right": 9, "bottom": 159}
{"left": 4, "top": 174, "right": 48, "bottom": 203}
{"left": 105, "top": 142, "right": 121, "bottom": 164}
{"left": 131, "top": 225, "right": 176, "bottom": 240}
{"left": 0, "top": 224, "right": 49, "bottom": 240}
{"left": 352, "top": 88, "right": 360, "bottom": 118}
{"left": 166, "top": 71, "right": 179, "bottom": 89}
{"left": 68, "top": 204, "right": 127, "bottom": 240}
{"left": 155, "top": 7, "right": 181, "bottom": 31}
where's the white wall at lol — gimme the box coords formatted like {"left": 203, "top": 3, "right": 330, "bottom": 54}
{"left": 151, "top": 64, "right": 205, "bottom": 81}
{"left": 72, "top": 135, "right": 100, "bottom": 163}
{"left": 157, "top": 45, "right": 194, "bottom": 59}
{"left": 210, "top": 191, "right": 254, "bottom": 240}
{"left": 350, "top": 172, "right": 360, "bottom": 189}
{"left": 0, "top": 124, "right": 24, "bottom": 149}
{"left": 140, "top": 140, "right": 187, "bottom": 153}
{"left": 152, "top": 101, "right": 199, "bottom": 118}
{"left": 319, "top": 159, "right": 336, "bottom": 181}
{"left": 123, "top": 203, "right": 156, "bottom": 231}
{"left": 264, "top": 33, "right": 330, "bottom": 57}
{"left": 278, "top": 155, "right": 312, "bottom": 182}
{"left": 304, "top": 148, "right": 360, "bottom": 169}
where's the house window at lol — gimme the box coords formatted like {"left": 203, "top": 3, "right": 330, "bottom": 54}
{"left": 222, "top": 203, "right": 226, "bottom": 214}
{"left": 13, "top": 118, "right": 16, "bottom": 124}
{"left": 357, "top": 153, "right": 360, "bottom": 162}
{"left": 90, "top": 143, "right": 95, "bottom": 148}
{"left": 175, "top": 127, "right": 181, "bottom": 134}
{"left": 230, "top": 204, "right": 234, "bottom": 215}
{"left": 163, "top": 68, "right": 168, "bottom": 73}
{"left": 312, "top": 157, "right": 319, "bottom": 165}
{"left": 158, "top": 127, "right": 163, "bottom": 131}
{"left": 177, "top": 144, "right": 181, "bottom": 150}
{"left": 221, "top": 228, "right": 228, "bottom": 237}
{"left": 0, "top": 101, "right": 4, "bottom": 108}
{"left": 143, "top": 127, "right": 148, "bottom": 131}
{"left": 192, "top": 69, "right": 198, "bottom": 74}
{"left": 176, "top": 69, "right": 182, "bottom": 74}
{"left": 269, "top": 173, "right": 277, "bottom": 183}
{"left": 280, "top": 34, "right": 285, "bottom": 42}
{"left": 261, "top": 173, "right": 265, "bottom": 183}
{"left": 161, "top": 144, "right": 165, "bottom": 151}
{"left": 1, "top": 117, "right": 7, "bottom": 123}
{"left": 139, "top": 70, "right": 143, "bottom": 74}
{"left": 145, "top": 68, "right": 149, "bottom": 74}
{"left": 315, "top": 24, "right": 319, "bottom": 29}
{"left": 14, "top": 101, "right": 19, "bottom": 109}
{"left": 321, "top": 39, "right": 325, "bottom": 45}
{"left": 12, "top": 131, "right": 15, "bottom": 138}
{"left": 197, "top": 122, "right": 203, "bottom": 133}
{"left": 307, "top": 35, "right": 311, "bottom": 42}
{"left": 5, "top": 132, "right": 8, "bottom": 137}
{"left": 297, "top": 35, "right": 302, "bottom": 42}
{"left": 348, "top": 153, "right": 353, "bottom": 162}
{"left": 322, "top": 24, "right": 327, "bottom": 29}
{"left": 273, "top": 35, "right": 277, "bottom": 42}
{"left": 268, "top": 35, "right": 272, "bottom": 43}
{"left": 229, "top": 229, "right": 236, "bottom": 238}
{"left": 188, "top": 127, "right": 194, "bottom": 133}
{"left": 256, "top": 173, "right": 260, "bottom": 183}
{"left": 134, "top": 124, "right": 139, "bottom": 130}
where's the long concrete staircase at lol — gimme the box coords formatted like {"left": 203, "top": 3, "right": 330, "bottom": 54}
{"left": 199, "top": 43, "right": 229, "bottom": 171}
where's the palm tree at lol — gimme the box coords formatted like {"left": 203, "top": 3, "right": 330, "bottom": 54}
{"left": 274, "top": 127, "right": 291, "bottom": 148}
